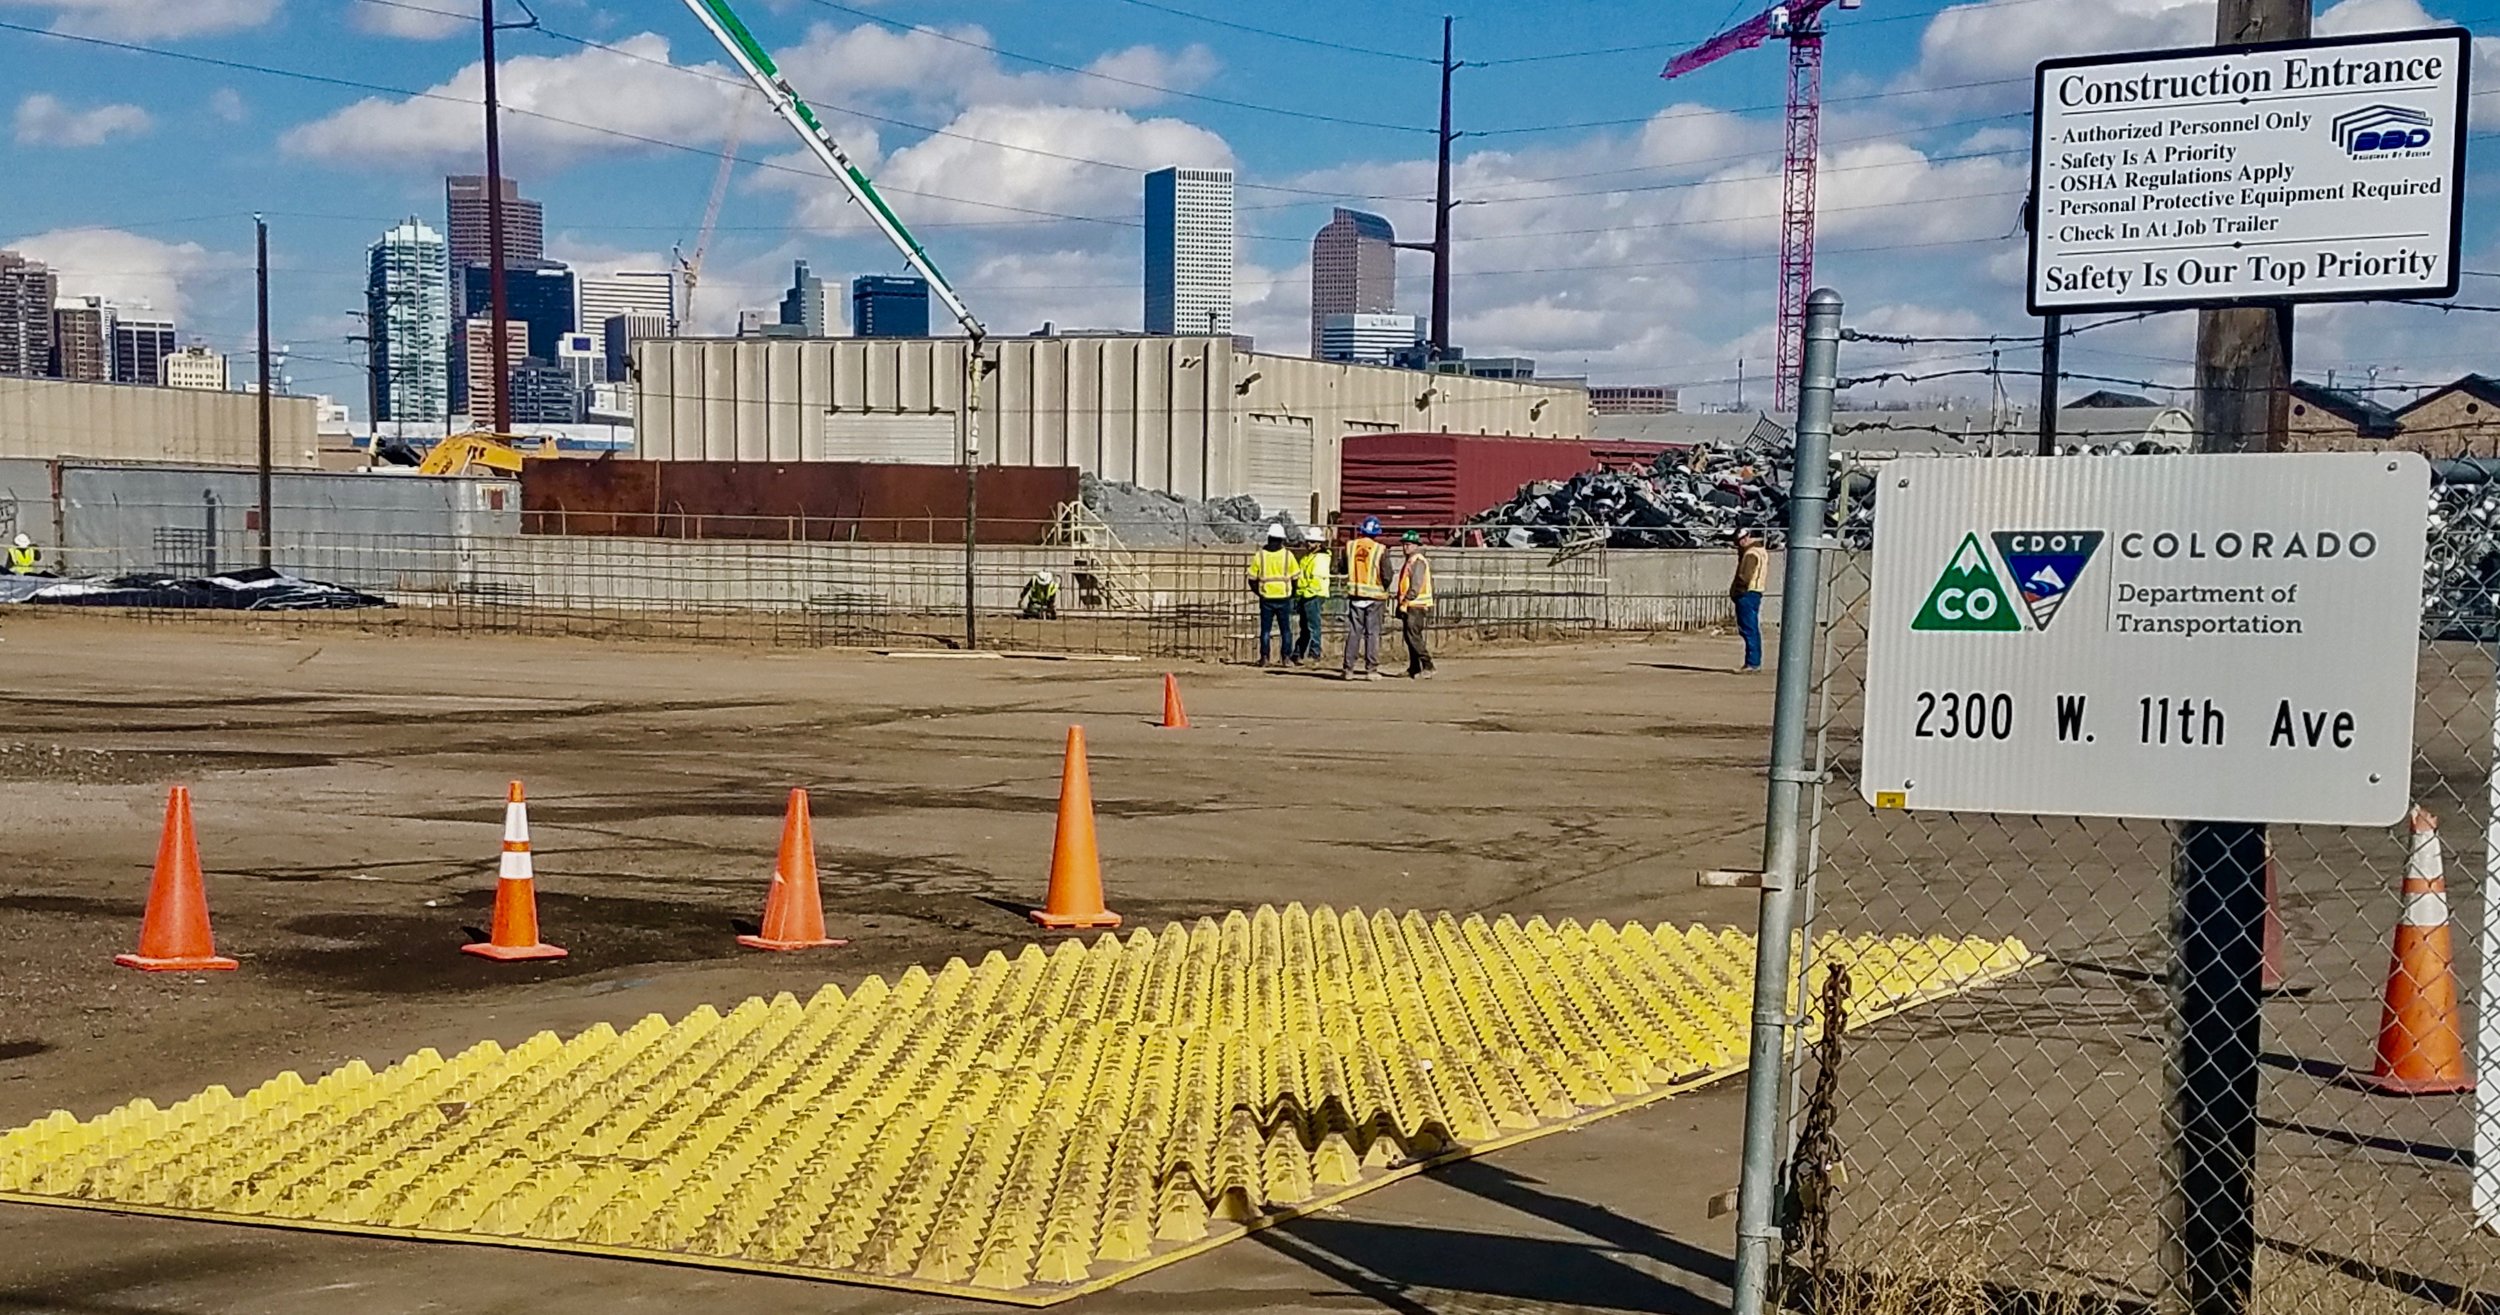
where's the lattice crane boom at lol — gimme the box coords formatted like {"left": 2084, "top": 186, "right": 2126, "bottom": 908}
{"left": 1665, "top": 0, "right": 1851, "bottom": 410}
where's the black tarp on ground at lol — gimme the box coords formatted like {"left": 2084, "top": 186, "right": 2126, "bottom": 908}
{"left": 13, "top": 567, "right": 389, "bottom": 611}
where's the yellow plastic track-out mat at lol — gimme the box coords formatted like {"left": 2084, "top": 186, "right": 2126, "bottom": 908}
{"left": 0, "top": 907, "right": 2033, "bottom": 1304}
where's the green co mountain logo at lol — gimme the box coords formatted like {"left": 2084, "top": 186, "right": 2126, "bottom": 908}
{"left": 1912, "top": 533, "right": 2022, "bottom": 631}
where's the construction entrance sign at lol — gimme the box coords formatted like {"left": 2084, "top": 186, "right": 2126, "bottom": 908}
{"left": 1862, "top": 452, "right": 2428, "bottom": 825}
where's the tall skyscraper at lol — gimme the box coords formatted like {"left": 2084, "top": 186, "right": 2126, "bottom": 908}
{"left": 367, "top": 216, "right": 451, "bottom": 424}
{"left": 443, "top": 175, "right": 544, "bottom": 269}
{"left": 460, "top": 260, "right": 575, "bottom": 360}
{"left": 1144, "top": 166, "right": 1235, "bottom": 336}
{"left": 459, "top": 317, "right": 527, "bottom": 425}
{"left": 1317, "top": 313, "right": 1424, "bottom": 366}
{"left": 578, "top": 270, "right": 675, "bottom": 335}
{"left": 49, "top": 296, "right": 110, "bottom": 381}
{"left": 0, "top": 252, "right": 55, "bottom": 377}
{"left": 602, "top": 310, "right": 669, "bottom": 383}
{"left": 1310, "top": 208, "right": 1395, "bottom": 357}
{"left": 112, "top": 315, "right": 176, "bottom": 387}
{"left": 779, "top": 259, "right": 829, "bottom": 335}
{"left": 852, "top": 276, "right": 930, "bottom": 338}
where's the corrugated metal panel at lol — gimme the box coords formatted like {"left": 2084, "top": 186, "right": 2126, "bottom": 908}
{"left": 824, "top": 414, "right": 957, "bottom": 464}
{"left": 1338, "top": 432, "right": 1672, "bottom": 529}
{"left": 0, "top": 376, "right": 320, "bottom": 468}
{"left": 1246, "top": 415, "right": 1314, "bottom": 515}
{"left": 519, "top": 460, "right": 1076, "bottom": 544}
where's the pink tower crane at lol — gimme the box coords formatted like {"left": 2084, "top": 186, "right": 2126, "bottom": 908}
{"left": 1665, "top": 0, "right": 1855, "bottom": 410}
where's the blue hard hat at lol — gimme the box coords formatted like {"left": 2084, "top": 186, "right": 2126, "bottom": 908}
{"left": 1360, "top": 516, "right": 1382, "bottom": 536}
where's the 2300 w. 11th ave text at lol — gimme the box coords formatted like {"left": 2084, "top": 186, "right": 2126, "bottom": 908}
{"left": 1908, "top": 690, "right": 2361, "bottom": 749}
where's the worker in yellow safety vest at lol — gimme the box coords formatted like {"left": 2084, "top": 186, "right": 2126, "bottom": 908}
{"left": 1394, "top": 531, "right": 1436, "bottom": 679}
{"left": 1291, "top": 525, "right": 1331, "bottom": 665}
{"left": 1339, "top": 517, "right": 1390, "bottom": 680}
{"left": 5, "top": 534, "right": 38, "bottom": 575}
{"left": 1247, "top": 523, "right": 1297, "bottom": 666}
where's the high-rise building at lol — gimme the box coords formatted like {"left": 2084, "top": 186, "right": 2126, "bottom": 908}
{"left": 554, "top": 331, "right": 601, "bottom": 390}
{"left": 1317, "top": 313, "right": 1424, "bottom": 366}
{"left": 459, "top": 317, "right": 527, "bottom": 425}
{"left": 1588, "top": 385, "right": 1678, "bottom": 415}
{"left": 367, "top": 216, "right": 451, "bottom": 425}
{"left": 443, "top": 174, "right": 544, "bottom": 269}
{"left": 0, "top": 252, "right": 55, "bottom": 377}
{"left": 1144, "top": 166, "right": 1235, "bottom": 336}
{"left": 0, "top": 252, "right": 56, "bottom": 377}
{"left": 1310, "top": 208, "right": 1395, "bottom": 356}
{"left": 49, "top": 296, "right": 110, "bottom": 382}
{"left": 459, "top": 260, "right": 575, "bottom": 361}
{"left": 507, "top": 358, "right": 580, "bottom": 425}
{"left": 779, "top": 259, "right": 830, "bottom": 335}
{"left": 603, "top": 310, "right": 669, "bottom": 383}
{"left": 578, "top": 270, "right": 675, "bottom": 336}
{"left": 112, "top": 315, "right": 176, "bottom": 387}
{"left": 159, "top": 344, "right": 228, "bottom": 390}
{"left": 852, "top": 276, "right": 930, "bottom": 338}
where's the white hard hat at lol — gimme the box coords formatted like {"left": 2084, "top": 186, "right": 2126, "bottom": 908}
{"left": 1035, "top": 570, "right": 1054, "bottom": 585}
{"left": 1304, "top": 526, "right": 1328, "bottom": 543}
{"left": 10, "top": 533, "right": 26, "bottom": 549}
{"left": 1264, "top": 523, "right": 1285, "bottom": 538}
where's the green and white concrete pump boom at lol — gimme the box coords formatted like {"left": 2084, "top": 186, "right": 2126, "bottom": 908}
{"left": 677, "top": 0, "right": 986, "bottom": 343}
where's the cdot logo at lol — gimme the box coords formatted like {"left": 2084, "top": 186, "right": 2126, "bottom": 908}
{"left": 1911, "top": 533, "right": 2022, "bottom": 632}
{"left": 2331, "top": 104, "right": 2433, "bottom": 156}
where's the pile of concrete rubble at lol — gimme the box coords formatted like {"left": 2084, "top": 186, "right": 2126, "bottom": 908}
{"left": 1080, "top": 475, "right": 1280, "bottom": 547}
{"left": 1464, "top": 421, "right": 1877, "bottom": 550}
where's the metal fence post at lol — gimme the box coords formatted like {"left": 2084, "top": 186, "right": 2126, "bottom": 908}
{"left": 1730, "top": 286, "right": 1843, "bottom": 1315}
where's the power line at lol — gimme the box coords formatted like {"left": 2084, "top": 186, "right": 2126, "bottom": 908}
{"left": 1098, "top": 0, "right": 1436, "bottom": 64}
{"left": 1473, "top": 0, "right": 2073, "bottom": 66}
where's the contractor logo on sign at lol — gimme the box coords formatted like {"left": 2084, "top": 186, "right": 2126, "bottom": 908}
{"left": 1991, "top": 530, "right": 2104, "bottom": 630}
{"left": 1912, "top": 533, "right": 2022, "bottom": 632}
{"left": 2331, "top": 104, "right": 2434, "bottom": 156}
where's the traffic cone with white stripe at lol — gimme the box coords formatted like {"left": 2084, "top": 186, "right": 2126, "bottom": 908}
{"left": 462, "top": 780, "right": 567, "bottom": 962}
{"left": 2355, "top": 805, "right": 2471, "bottom": 1095}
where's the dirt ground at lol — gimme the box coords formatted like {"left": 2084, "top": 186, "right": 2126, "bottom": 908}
{"left": 0, "top": 613, "right": 1781, "bottom": 1315}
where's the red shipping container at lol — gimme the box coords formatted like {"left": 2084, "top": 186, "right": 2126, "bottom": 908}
{"left": 1339, "top": 432, "right": 1675, "bottom": 532}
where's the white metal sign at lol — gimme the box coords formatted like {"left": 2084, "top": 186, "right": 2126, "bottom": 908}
{"left": 1861, "top": 453, "right": 2427, "bottom": 825}
{"left": 2029, "top": 28, "right": 2470, "bottom": 314}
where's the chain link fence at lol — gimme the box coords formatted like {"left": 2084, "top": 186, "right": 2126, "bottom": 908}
{"left": 1787, "top": 520, "right": 2499, "bottom": 1313}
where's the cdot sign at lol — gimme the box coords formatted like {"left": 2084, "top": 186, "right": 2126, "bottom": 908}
{"left": 1861, "top": 453, "right": 2428, "bottom": 825}
{"left": 2028, "top": 27, "right": 2469, "bottom": 313}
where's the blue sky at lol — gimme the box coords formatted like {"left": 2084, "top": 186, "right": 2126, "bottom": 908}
{"left": 3, "top": 0, "right": 2495, "bottom": 418}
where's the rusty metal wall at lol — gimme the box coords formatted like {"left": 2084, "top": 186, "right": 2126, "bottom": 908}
{"left": 519, "top": 460, "right": 1078, "bottom": 544}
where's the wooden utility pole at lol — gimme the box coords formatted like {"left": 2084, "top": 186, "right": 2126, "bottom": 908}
{"left": 481, "top": 0, "right": 514, "bottom": 434}
{"left": 2171, "top": 4, "right": 2306, "bottom": 1312}
{"left": 1395, "top": 17, "right": 1458, "bottom": 362}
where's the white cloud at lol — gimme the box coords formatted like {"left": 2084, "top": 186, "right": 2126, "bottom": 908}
{"left": 7, "top": 228, "right": 214, "bottom": 320}
{"left": 350, "top": 0, "right": 467, "bottom": 39}
{"left": 772, "top": 20, "right": 1219, "bottom": 116}
{"left": 0, "top": 0, "right": 279, "bottom": 40}
{"left": 1903, "top": 0, "right": 2213, "bottom": 97}
{"left": 281, "top": 33, "right": 751, "bottom": 172}
{"left": 208, "top": 87, "right": 247, "bottom": 123}
{"left": 12, "top": 93, "right": 151, "bottom": 147}
{"left": 2317, "top": 0, "right": 2500, "bottom": 129}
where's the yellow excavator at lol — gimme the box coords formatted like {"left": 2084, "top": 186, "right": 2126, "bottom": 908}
{"left": 413, "top": 432, "right": 552, "bottom": 478}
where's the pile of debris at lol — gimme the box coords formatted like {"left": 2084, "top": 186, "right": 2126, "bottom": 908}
{"left": 1079, "top": 475, "right": 1275, "bottom": 548}
{"left": 1464, "top": 420, "right": 1878, "bottom": 549}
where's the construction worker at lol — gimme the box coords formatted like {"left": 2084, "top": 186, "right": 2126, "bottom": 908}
{"left": 1018, "top": 570, "right": 1060, "bottom": 620}
{"left": 1731, "top": 529, "right": 1769, "bottom": 672}
{"left": 1292, "top": 525, "right": 1331, "bottom": 664}
{"left": 1394, "top": 530, "right": 1436, "bottom": 679}
{"left": 5, "top": 533, "right": 37, "bottom": 575}
{"left": 1339, "top": 517, "right": 1389, "bottom": 680}
{"left": 1248, "top": 523, "right": 1297, "bottom": 666}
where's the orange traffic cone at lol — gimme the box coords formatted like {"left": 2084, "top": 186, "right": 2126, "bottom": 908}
{"left": 2356, "top": 806, "right": 2473, "bottom": 1095}
{"left": 462, "top": 781, "right": 567, "bottom": 962}
{"left": 116, "top": 786, "right": 239, "bottom": 972}
{"left": 1159, "top": 673, "right": 1191, "bottom": 729}
{"left": 1030, "top": 726, "right": 1121, "bottom": 930}
{"left": 740, "top": 788, "right": 847, "bottom": 951}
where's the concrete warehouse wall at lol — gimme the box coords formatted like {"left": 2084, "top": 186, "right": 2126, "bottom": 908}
{"left": 19, "top": 463, "right": 517, "bottom": 583}
{"left": 630, "top": 336, "right": 1588, "bottom": 515}
{"left": 0, "top": 376, "right": 321, "bottom": 468}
